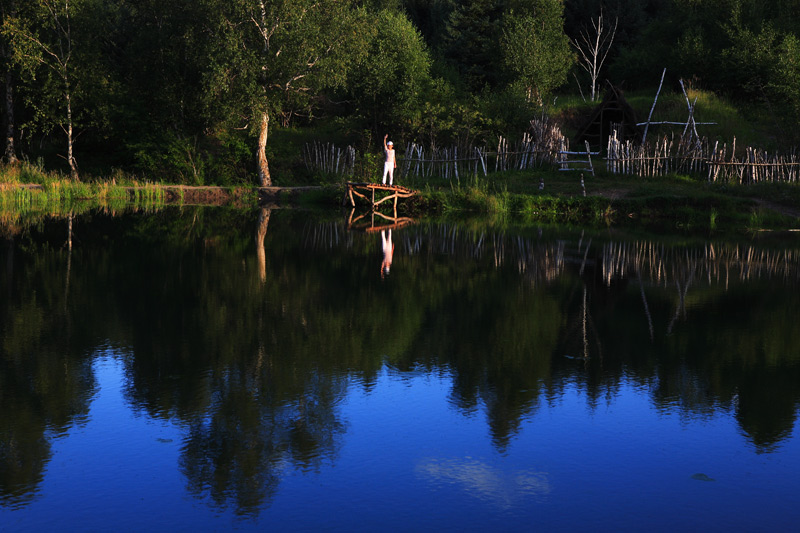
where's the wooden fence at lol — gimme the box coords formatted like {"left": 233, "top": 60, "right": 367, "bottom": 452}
{"left": 606, "top": 128, "right": 709, "bottom": 177}
{"left": 303, "top": 119, "right": 566, "bottom": 181}
{"left": 707, "top": 141, "right": 800, "bottom": 184}
{"left": 302, "top": 141, "right": 356, "bottom": 175}
{"left": 399, "top": 143, "right": 484, "bottom": 180}
{"left": 303, "top": 220, "right": 564, "bottom": 281}
{"left": 607, "top": 127, "right": 800, "bottom": 184}
{"left": 399, "top": 120, "right": 566, "bottom": 180}
{"left": 304, "top": 220, "right": 800, "bottom": 294}
{"left": 305, "top": 124, "right": 800, "bottom": 186}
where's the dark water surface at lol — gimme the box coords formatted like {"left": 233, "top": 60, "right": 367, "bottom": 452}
{"left": 2, "top": 207, "right": 800, "bottom": 531}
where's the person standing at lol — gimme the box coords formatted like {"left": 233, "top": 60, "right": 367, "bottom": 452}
{"left": 382, "top": 134, "right": 396, "bottom": 185}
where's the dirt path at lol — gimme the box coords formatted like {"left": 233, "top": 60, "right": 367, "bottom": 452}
{"left": 164, "top": 185, "right": 328, "bottom": 206}
{"left": 751, "top": 199, "right": 800, "bottom": 219}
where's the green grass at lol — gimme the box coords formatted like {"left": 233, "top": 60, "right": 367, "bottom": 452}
{"left": 0, "top": 161, "right": 179, "bottom": 216}
{"left": 552, "top": 85, "right": 782, "bottom": 153}
{"left": 1, "top": 81, "right": 795, "bottom": 235}
{"left": 619, "top": 87, "right": 778, "bottom": 151}
{"left": 398, "top": 165, "right": 800, "bottom": 234}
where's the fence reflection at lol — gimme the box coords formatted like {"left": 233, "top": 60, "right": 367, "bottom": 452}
{"left": 305, "top": 220, "right": 800, "bottom": 288}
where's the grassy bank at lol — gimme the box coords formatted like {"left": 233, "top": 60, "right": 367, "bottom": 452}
{"left": 388, "top": 168, "right": 800, "bottom": 234}
{"left": 554, "top": 86, "right": 783, "bottom": 151}
{"left": 0, "top": 162, "right": 170, "bottom": 212}
{"left": 4, "top": 156, "right": 800, "bottom": 236}
{"left": 0, "top": 161, "right": 266, "bottom": 217}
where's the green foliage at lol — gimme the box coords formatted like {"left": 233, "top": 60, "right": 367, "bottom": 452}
{"left": 721, "top": 18, "right": 781, "bottom": 97}
{"left": 417, "top": 76, "right": 457, "bottom": 145}
{"left": 352, "top": 151, "right": 383, "bottom": 182}
{"left": 0, "top": 180, "right": 169, "bottom": 216}
{"left": 346, "top": 9, "right": 432, "bottom": 136}
{"left": 675, "top": 26, "right": 714, "bottom": 80}
{"left": 501, "top": 1, "right": 574, "bottom": 105}
{"left": 204, "top": 131, "right": 255, "bottom": 186}
{"left": 132, "top": 134, "right": 208, "bottom": 185}
{"left": 774, "top": 33, "right": 800, "bottom": 124}
{"left": 401, "top": 0, "right": 452, "bottom": 53}
{"left": 2, "top": 0, "right": 800, "bottom": 184}
{"left": 0, "top": 160, "right": 50, "bottom": 184}
{"left": 443, "top": 0, "right": 505, "bottom": 90}
{"left": 607, "top": 0, "right": 800, "bottom": 148}
{"left": 3, "top": 0, "right": 107, "bottom": 178}
{"left": 217, "top": 0, "right": 370, "bottom": 121}
{"left": 128, "top": 129, "right": 252, "bottom": 187}
{"left": 475, "top": 83, "right": 537, "bottom": 137}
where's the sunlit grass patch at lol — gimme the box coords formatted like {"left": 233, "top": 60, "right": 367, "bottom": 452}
{"left": 0, "top": 160, "right": 59, "bottom": 185}
{"left": 130, "top": 181, "right": 167, "bottom": 209}
{"left": 623, "top": 87, "right": 776, "bottom": 151}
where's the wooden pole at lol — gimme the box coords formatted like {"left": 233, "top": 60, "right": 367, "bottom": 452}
{"left": 642, "top": 68, "right": 666, "bottom": 145}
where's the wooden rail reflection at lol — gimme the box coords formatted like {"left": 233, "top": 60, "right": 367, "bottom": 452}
{"left": 343, "top": 182, "right": 417, "bottom": 214}
{"left": 305, "top": 221, "right": 800, "bottom": 289}
{"left": 600, "top": 241, "right": 800, "bottom": 288}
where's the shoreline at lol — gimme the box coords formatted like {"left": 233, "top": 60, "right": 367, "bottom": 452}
{"left": 1, "top": 182, "right": 329, "bottom": 207}
{"left": 3, "top": 180, "right": 800, "bottom": 235}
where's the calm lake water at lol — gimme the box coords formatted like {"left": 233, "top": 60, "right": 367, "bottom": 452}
{"left": 2, "top": 207, "right": 800, "bottom": 531}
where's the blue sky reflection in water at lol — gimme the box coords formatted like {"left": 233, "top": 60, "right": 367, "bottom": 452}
{"left": 1, "top": 208, "right": 800, "bottom": 531}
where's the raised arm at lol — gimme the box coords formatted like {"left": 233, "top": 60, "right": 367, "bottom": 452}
{"left": 383, "top": 134, "right": 389, "bottom": 151}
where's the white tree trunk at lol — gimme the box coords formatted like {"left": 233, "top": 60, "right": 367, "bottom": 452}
{"left": 572, "top": 13, "right": 617, "bottom": 102}
{"left": 66, "top": 90, "right": 78, "bottom": 180}
{"left": 4, "top": 69, "right": 18, "bottom": 164}
{"left": 2, "top": 0, "right": 19, "bottom": 164}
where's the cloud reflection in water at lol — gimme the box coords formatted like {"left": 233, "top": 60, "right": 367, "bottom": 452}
{"left": 415, "top": 457, "right": 550, "bottom": 510}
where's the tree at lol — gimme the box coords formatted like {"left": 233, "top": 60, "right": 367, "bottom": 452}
{"left": 210, "top": 0, "right": 367, "bottom": 187}
{"left": 104, "top": 0, "right": 226, "bottom": 183}
{"left": 501, "top": 0, "right": 573, "bottom": 105}
{"left": 4, "top": 0, "right": 85, "bottom": 179}
{"left": 721, "top": 11, "right": 781, "bottom": 98}
{"left": 444, "top": 0, "right": 505, "bottom": 91}
{"left": 346, "top": 9, "right": 432, "bottom": 135}
{"left": 571, "top": 10, "right": 617, "bottom": 102}
{"left": 401, "top": 0, "right": 452, "bottom": 54}
{"left": 0, "top": 0, "right": 19, "bottom": 164}
{"left": 774, "top": 34, "right": 800, "bottom": 127}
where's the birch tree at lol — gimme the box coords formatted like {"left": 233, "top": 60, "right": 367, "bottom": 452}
{"left": 502, "top": 0, "right": 573, "bottom": 106}
{"left": 258, "top": 0, "right": 366, "bottom": 186}
{"left": 0, "top": 0, "right": 19, "bottom": 163}
{"left": 4, "top": 0, "right": 84, "bottom": 179}
{"left": 218, "top": 0, "right": 366, "bottom": 187}
{"left": 571, "top": 10, "right": 617, "bottom": 102}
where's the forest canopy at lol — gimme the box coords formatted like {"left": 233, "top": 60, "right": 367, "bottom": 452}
{"left": 1, "top": 0, "right": 799, "bottom": 185}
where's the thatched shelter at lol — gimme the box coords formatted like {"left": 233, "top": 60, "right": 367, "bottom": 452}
{"left": 574, "top": 86, "right": 640, "bottom": 152}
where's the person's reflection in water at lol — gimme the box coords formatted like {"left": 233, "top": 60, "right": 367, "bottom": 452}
{"left": 381, "top": 229, "right": 394, "bottom": 279}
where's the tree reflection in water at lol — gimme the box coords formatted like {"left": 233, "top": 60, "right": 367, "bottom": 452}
{"left": 179, "top": 369, "right": 346, "bottom": 515}
{"left": 256, "top": 208, "right": 270, "bottom": 285}
{"left": 0, "top": 223, "right": 96, "bottom": 507}
{"left": 3, "top": 209, "right": 800, "bottom": 514}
